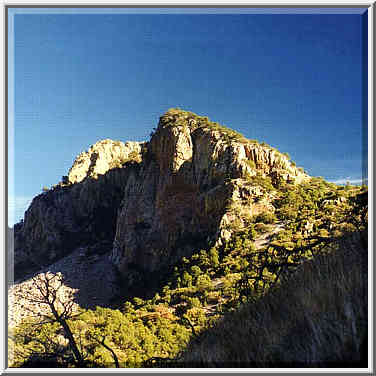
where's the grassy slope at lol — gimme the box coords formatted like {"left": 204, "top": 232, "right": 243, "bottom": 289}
{"left": 178, "top": 232, "right": 368, "bottom": 367}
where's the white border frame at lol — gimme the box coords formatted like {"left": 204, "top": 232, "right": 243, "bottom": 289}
{"left": 2, "top": 2, "right": 373, "bottom": 374}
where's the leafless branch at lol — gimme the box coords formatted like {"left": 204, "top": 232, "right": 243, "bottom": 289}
{"left": 88, "top": 333, "right": 120, "bottom": 368}
{"left": 13, "top": 271, "right": 85, "bottom": 366}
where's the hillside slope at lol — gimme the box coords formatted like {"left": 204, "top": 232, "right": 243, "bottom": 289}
{"left": 13, "top": 108, "right": 307, "bottom": 283}
{"left": 9, "top": 109, "right": 368, "bottom": 368}
{"left": 177, "top": 232, "right": 368, "bottom": 367}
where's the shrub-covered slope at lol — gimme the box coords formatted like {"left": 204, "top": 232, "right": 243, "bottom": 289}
{"left": 9, "top": 109, "right": 368, "bottom": 368}
{"left": 178, "top": 232, "right": 367, "bottom": 367}
{"left": 10, "top": 179, "right": 367, "bottom": 367}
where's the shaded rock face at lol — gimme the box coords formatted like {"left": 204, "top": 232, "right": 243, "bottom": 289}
{"left": 14, "top": 141, "right": 142, "bottom": 280}
{"left": 14, "top": 109, "right": 308, "bottom": 283}
{"left": 110, "top": 109, "right": 309, "bottom": 280}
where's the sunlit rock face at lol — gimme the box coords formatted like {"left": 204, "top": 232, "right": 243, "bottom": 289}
{"left": 110, "top": 109, "right": 309, "bottom": 282}
{"left": 13, "top": 108, "right": 309, "bottom": 283}
{"left": 68, "top": 139, "right": 143, "bottom": 184}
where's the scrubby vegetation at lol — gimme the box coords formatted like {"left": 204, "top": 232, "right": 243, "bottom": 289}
{"left": 244, "top": 172, "right": 275, "bottom": 192}
{"left": 10, "top": 108, "right": 368, "bottom": 368}
{"left": 158, "top": 108, "right": 248, "bottom": 144}
{"left": 179, "top": 232, "right": 367, "bottom": 367}
{"left": 10, "top": 171, "right": 368, "bottom": 368}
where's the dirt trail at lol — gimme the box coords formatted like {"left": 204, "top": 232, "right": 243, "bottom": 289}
{"left": 253, "top": 222, "right": 284, "bottom": 250}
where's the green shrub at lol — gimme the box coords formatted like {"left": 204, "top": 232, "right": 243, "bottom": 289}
{"left": 190, "top": 265, "right": 202, "bottom": 280}
{"left": 254, "top": 212, "right": 276, "bottom": 224}
{"left": 254, "top": 223, "right": 270, "bottom": 233}
{"left": 209, "top": 248, "right": 219, "bottom": 268}
{"left": 181, "top": 271, "right": 193, "bottom": 287}
{"left": 245, "top": 159, "right": 256, "bottom": 169}
{"left": 196, "top": 274, "right": 213, "bottom": 292}
{"left": 246, "top": 172, "right": 275, "bottom": 192}
{"left": 248, "top": 225, "right": 258, "bottom": 239}
{"left": 186, "top": 297, "right": 202, "bottom": 309}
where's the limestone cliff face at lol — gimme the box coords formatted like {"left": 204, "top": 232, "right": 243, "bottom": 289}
{"left": 68, "top": 139, "right": 143, "bottom": 184}
{"left": 13, "top": 140, "right": 143, "bottom": 280}
{"left": 110, "top": 109, "right": 309, "bottom": 280}
{"left": 14, "top": 109, "right": 309, "bottom": 282}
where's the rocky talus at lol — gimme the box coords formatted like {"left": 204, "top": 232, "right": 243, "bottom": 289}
{"left": 13, "top": 108, "right": 309, "bottom": 287}
{"left": 9, "top": 245, "right": 119, "bottom": 329}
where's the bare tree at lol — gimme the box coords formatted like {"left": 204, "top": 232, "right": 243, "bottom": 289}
{"left": 13, "top": 272, "right": 85, "bottom": 367}
{"left": 12, "top": 271, "right": 121, "bottom": 367}
{"left": 88, "top": 333, "right": 120, "bottom": 368}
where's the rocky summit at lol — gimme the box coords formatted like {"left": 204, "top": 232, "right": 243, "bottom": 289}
{"left": 13, "top": 109, "right": 309, "bottom": 283}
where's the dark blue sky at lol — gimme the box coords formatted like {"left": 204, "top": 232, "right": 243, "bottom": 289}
{"left": 9, "top": 8, "right": 367, "bottom": 224}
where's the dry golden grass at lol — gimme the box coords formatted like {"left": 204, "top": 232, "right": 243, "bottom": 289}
{"left": 177, "top": 232, "right": 368, "bottom": 368}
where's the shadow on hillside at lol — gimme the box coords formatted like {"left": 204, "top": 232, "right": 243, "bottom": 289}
{"left": 10, "top": 233, "right": 212, "bottom": 312}
{"left": 167, "top": 231, "right": 368, "bottom": 368}
{"left": 11, "top": 163, "right": 140, "bottom": 285}
{"left": 10, "top": 242, "right": 123, "bottom": 311}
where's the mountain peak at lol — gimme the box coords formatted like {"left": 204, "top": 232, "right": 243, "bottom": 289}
{"left": 14, "top": 109, "right": 309, "bottom": 283}
{"left": 150, "top": 108, "right": 308, "bottom": 184}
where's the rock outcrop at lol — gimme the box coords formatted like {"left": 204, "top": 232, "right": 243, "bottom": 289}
{"left": 13, "top": 140, "right": 143, "bottom": 280}
{"left": 13, "top": 109, "right": 309, "bottom": 283}
{"left": 68, "top": 139, "right": 143, "bottom": 184}
{"left": 109, "top": 109, "right": 309, "bottom": 282}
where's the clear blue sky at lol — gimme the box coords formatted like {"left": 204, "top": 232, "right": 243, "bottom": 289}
{"left": 8, "top": 8, "right": 368, "bottom": 225}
